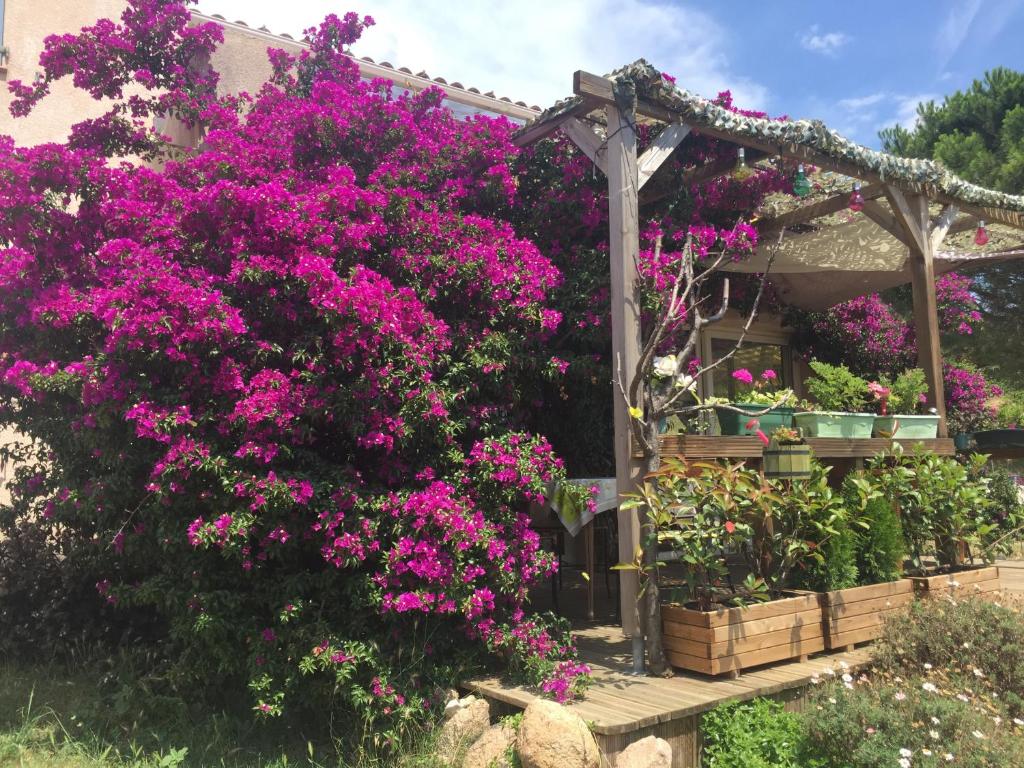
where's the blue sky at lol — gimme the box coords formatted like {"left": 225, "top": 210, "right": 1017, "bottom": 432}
{"left": 195, "top": 0, "right": 1024, "bottom": 148}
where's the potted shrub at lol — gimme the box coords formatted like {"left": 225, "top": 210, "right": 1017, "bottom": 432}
{"left": 818, "top": 475, "right": 914, "bottom": 650}
{"left": 713, "top": 368, "right": 795, "bottom": 436}
{"left": 867, "top": 447, "right": 1003, "bottom": 599}
{"left": 869, "top": 368, "right": 940, "bottom": 439}
{"left": 637, "top": 459, "right": 832, "bottom": 677}
{"left": 793, "top": 361, "right": 875, "bottom": 438}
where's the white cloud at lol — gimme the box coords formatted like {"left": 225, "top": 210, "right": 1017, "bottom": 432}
{"left": 827, "top": 90, "right": 939, "bottom": 145}
{"left": 799, "top": 24, "right": 850, "bottom": 56}
{"left": 935, "top": 0, "right": 982, "bottom": 68}
{"left": 192, "top": 0, "right": 769, "bottom": 111}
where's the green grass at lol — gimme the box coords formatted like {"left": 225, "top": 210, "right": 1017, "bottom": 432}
{"left": 0, "top": 662, "right": 443, "bottom": 768}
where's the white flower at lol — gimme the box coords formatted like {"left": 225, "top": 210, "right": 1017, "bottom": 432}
{"left": 839, "top": 660, "right": 850, "bottom": 670}
{"left": 957, "top": 693, "right": 970, "bottom": 702}
{"left": 922, "top": 682, "right": 938, "bottom": 693}
{"left": 810, "top": 674, "right": 821, "bottom": 685}
{"left": 1013, "top": 718, "right": 1024, "bottom": 726}
{"left": 824, "top": 667, "right": 836, "bottom": 676}
{"left": 944, "top": 754, "right": 954, "bottom": 762}
{"left": 844, "top": 682, "right": 854, "bottom": 690}
{"left": 962, "top": 642, "right": 971, "bottom": 649}
{"left": 973, "top": 667, "right": 985, "bottom": 678}
{"left": 675, "top": 374, "right": 696, "bottom": 392}
{"left": 931, "top": 717, "right": 941, "bottom": 725}
{"left": 652, "top": 355, "right": 677, "bottom": 378}
{"left": 922, "top": 749, "right": 933, "bottom": 757}
{"left": 900, "top": 748, "right": 913, "bottom": 758}
{"left": 828, "top": 697, "right": 837, "bottom": 704}
{"left": 930, "top": 730, "right": 940, "bottom": 740}
{"left": 895, "top": 691, "right": 907, "bottom": 701}
{"left": 924, "top": 663, "right": 933, "bottom": 670}
{"left": 894, "top": 676, "right": 904, "bottom": 683}
{"left": 972, "top": 730, "right": 985, "bottom": 739}
{"left": 994, "top": 716, "right": 1002, "bottom": 726}
{"left": 899, "top": 759, "right": 911, "bottom": 768}
{"left": 842, "top": 673, "right": 853, "bottom": 683}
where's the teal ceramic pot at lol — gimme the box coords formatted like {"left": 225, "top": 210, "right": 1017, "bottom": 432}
{"left": 715, "top": 404, "right": 795, "bottom": 436}
{"left": 872, "top": 414, "right": 940, "bottom": 439}
{"left": 793, "top": 411, "right": 875, "bottom": 439}
{"left": 953, "top": 433, "right": 973, "bottom": 451}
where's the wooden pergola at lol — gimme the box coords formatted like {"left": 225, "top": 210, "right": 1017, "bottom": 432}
{"left": 514, "top": 60, "right": 1024, "bottom": 637}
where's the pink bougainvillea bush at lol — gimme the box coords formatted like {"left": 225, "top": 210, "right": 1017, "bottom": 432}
{"left": 0, "top": 0, "right": 590, "bottom": 729}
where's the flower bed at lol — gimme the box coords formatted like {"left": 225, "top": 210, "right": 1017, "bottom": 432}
{"left": 662, "top": 592, "right": 824, "bottom": 677}
{"left": 821, "top": 579, "right": 914, "bottom": 650}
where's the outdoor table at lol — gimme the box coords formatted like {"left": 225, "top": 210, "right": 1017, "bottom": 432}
{"left": 548, "top": 477, "right": 618, "bottom": 620}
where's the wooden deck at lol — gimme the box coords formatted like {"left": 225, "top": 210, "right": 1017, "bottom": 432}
{"left": 469, "top": 625, "right": 871, "bottom": 767}
{"left": 471, "top": 564, "right": 1023, "bottom": 767}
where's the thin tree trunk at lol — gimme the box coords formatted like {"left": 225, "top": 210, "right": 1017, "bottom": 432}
{"left": 641, "top": 422, "right": 672, "bottom": 677}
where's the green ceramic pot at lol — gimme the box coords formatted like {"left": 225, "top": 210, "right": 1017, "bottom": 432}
{"left": 872, "top": 414, "right": 940, "bottom": 439}
{"left": 793, "top": 411, "right": 875, "bottom": 439}
{"left": 715, "top": 404, "right": 795, "bottom": 436}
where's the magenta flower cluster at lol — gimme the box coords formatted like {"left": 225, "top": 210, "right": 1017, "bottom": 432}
{"left": 0, "top": 0, "right": 587, "bottom": 724}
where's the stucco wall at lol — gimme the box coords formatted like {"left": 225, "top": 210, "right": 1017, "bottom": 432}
{"left": 0, "top": 0, "right": 137, "bottom": 146}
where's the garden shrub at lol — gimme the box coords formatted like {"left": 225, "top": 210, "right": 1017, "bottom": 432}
{"left": 872, "top": 596, "right": 1024, "bottom": 717}
{"left": 854, "top": 496, "right": 905, "bottom": 585}
{"left": 788, "top": 511, "right": 858, "bottom": 593}
{"left": 803, "top": 361, "right": 870, "bottom": 412}
{"left": 702, "top": 698, "right": 810, "bottom": 768}
{"left": 0, "top": 0, "right": 592, "bottom": 734}
{"left": 804, "top": 670, "right": 1024, "bottom": 768}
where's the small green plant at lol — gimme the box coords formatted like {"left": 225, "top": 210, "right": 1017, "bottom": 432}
{"left": 702, "top": 698, "right": 810, "bottom": 768}
{"left": 887, "top": 368, "right": 928, "bottom": 414}
{"left": 854, "top": 496, "right": 905, "bottom": 585}
{"left": 803, "top": 361, "right": 869, "bottom": 412}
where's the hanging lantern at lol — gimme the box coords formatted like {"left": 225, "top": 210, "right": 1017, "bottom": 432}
{"left": 848, "top": 181, "right": 865, "bottom": 212}
{"left": 974, "top": 220, "right": 989, "bottom": 246}
{"left": 731, "top": 147, "right": 754, "bottom": 181}
{"left": 792, "top": 164, "right": 811, "bottom": 197}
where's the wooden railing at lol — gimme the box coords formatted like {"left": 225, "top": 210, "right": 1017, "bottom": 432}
{"left": 634, "top": 435, "right": 955, "bottom": 459}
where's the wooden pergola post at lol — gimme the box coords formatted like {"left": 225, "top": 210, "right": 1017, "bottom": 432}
{"left": 605, "top": 83, "right": 644, "bottom": 642}
{"left": 886, "top": 187, "right": 948, "bottom": 436}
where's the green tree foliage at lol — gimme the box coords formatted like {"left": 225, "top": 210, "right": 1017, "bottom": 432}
{"left": 880, "top": 68, "right": 1024, "bottom": 388}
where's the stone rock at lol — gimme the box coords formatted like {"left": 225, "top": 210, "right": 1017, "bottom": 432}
{"left": 518, "top": 699, "right": 599, "bottom": 768}
{"left": 462, "top": 722, "right": 517, "bottom": 768}
{"left": 616, "top": 736, "right": 672, "bottom": 768}
{"left": 438, "top": 696, "right": 491, "bottom": 763}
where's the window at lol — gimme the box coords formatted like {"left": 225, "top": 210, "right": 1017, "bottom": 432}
{"left": 709, "top": 338, "right": 791, "bottom": 400}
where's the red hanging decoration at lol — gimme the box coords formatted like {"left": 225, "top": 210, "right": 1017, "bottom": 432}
{"left": 848, "top": 182, "right": 865, "bottom": 212}
{"left": 974, "top": 220, "right": 989, "bottom": 246}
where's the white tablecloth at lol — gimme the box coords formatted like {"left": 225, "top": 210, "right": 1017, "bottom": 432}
{"left": 548, "top": 477, "right": 618, "bottom": 536}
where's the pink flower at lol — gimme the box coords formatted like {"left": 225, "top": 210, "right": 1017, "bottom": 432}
{"left": 761, "top": 369, "right": 777, "bottom": 381}
{"left": 732, "top": 368, "right": 754, "bottom": 385}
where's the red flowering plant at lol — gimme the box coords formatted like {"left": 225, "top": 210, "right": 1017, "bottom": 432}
{"left": 0, "top": 0, "right": 590, "bottom": 732}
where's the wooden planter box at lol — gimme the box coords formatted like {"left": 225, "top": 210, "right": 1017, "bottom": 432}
{"left": 661, "top": 592, "right": 824, "bottom": 677}
{"left": 821, "top": 579, "right": 914, "bottom": 650}
{"left": 909, "top": 565, "right": 1001, "bottom": 600}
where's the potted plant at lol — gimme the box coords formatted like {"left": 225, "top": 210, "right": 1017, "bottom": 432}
{"left": 636, "top": 459, "right": 829, "bottom": 677}
{"left": 713, "top": 368, "right": 795, "bottom": 437}
{"left": 810, "top": 473, "right": 914, "bottom": 650}
{"left": 793, "top": 361, "right": 875, "bottom": 438}
{"left": 869, "top": 368, "right": 940, "bottom": 439}
{"left": 867, "top": 447, "right": 1002, "bottom": 599}
{"left": 762, "top": 426, "right": 811, "bottom": 481}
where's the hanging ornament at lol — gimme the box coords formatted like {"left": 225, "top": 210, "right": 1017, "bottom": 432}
{"left": 974, "top": 220, "right": 989, "bottom": 246}
{"left": 792, "top": 164, "right": 811, "bottom": 197}
{"left": 848, "top": 181, "right": 865, "bottom": 212}
{"left": 731, "top": 147, "right": 754, "bottom": 181}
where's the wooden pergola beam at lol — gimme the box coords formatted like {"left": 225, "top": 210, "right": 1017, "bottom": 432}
{"left": 513, "top": 96, "right": 600, "bottom": 146}
{"left": 930, "top": 204, "right": 960, "bottom": 252}
{"left": 885, "top": 186, "right": 930, "bottom": 255}
{"left": 757, "top": 183, "right": 885, "bottom": 231}
{"left": 561, "top": 117, "right": 608, "bottom": 175}
{"left": 861, "top": 199, "right": 909, "bottom": 245}
{"left": 637, "top": 123, "right": 691, "bottom": 189}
